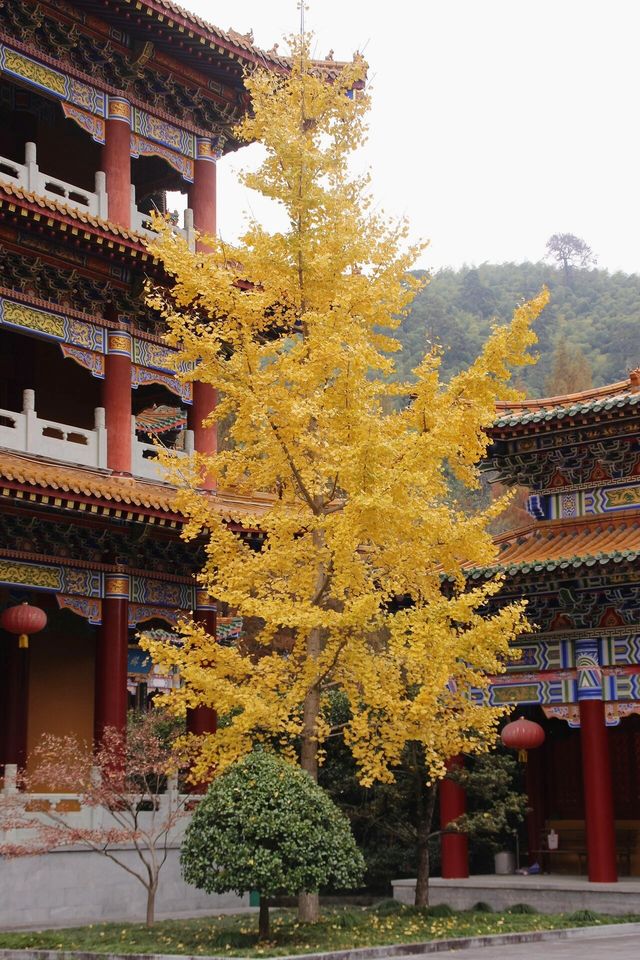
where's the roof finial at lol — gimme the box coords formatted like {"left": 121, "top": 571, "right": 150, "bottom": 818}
{"left": 630, "top": 368, "right": 640, "bottom": 392}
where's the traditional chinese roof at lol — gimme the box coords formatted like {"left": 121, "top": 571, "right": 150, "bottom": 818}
{"left": 0, "top": 179, "right": 149, "bottom": 249}
{"left": 0, "top": 450, "right": 272, "bottom": 523}
{"left": 73, "top": 0, "right": 349, "bottom": 81}
{"left": 469, "top": 512, "right": 640, "bottom": 580}
{"left": 135, "top": 405, "right": 187, "bottom": 435}
{"left": 492, "top": 371, "right": 640, "bottom": 430}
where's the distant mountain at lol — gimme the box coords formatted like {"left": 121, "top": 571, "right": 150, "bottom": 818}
{"left": 395, "top": 263, "right": 640, "bottom": 396}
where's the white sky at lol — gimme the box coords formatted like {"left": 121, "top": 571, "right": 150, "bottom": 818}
{"left": 182, "top": 0, "right": 640, "bottom": 275}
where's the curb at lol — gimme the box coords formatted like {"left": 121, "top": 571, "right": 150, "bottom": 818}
{"left": 0, "top": 922, "right": 639, "bottom": 960}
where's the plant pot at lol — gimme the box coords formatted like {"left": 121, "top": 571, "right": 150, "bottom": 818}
{"left": 494, "top": 850, "right": 516, "bottom": 875}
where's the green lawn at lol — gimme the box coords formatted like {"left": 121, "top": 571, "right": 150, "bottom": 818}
{"left": 0, "top": 903, "right": 637, "bottom": 957}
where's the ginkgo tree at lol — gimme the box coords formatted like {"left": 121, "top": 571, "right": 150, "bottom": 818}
{"left": 144, "top": 35, "right": 548, "bottom": 919}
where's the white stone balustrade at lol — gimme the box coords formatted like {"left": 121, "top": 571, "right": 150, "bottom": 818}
{"left": 0, "top": 389, "right": 107, "bottom": 468}
{"left": 0, "top": 142, "right": 108, "bottom": 218}
{"left": 0, "top": 391, "right": 197, "bottom": 482}
{"left": 130, "top": 185, "right": 195, "bottom": 249}
{"left": 0, "top": 143, "right": 195, "bottom": 244}
{"left": 132, "top": 416, "right": 194, "bottom": 483}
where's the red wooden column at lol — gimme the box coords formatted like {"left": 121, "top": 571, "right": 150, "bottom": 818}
{"left": 3, "top": 634, "right": 29, "bottom": 772}
{"left": 440, "top": 755, "right": 469, "bottom": 878}
{"left": 102, "top": 97, "right": 131, "bottom": 229}
{"left": 186, "top": 590, "right": 217, "bottom": 738}
{"left": 188, "top": 137, "right": 217, "bottom": 240}
{"left": 186, "top": 590, "right": 217, "bottom": 792}
{"left": 576, "top": 638, "right": 617, "bottom": 882}
{"left": 525, "top": 743, "right": 545, "bottom": 866}
{"left": 187, "top": 137, "right": 217, "bottom": 485}
{"left": 94, "top": 572, "right": 130, "bottom": 743}
{"left": 187, "top": 380, "right": 217, "bottom": 490}
{"left": 103, "top": 330, "right": 132, "bottom": 474}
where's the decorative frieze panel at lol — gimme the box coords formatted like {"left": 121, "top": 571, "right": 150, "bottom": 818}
{"left": 533, "top": 480, "right": 640, "bottom": 521}
{"left": 0, "top": 44, "right": 106, "bottom": 115}
{"left": 0, "top": 554, "right": 200, "bottom": 637}
{"left": 473, "top": 672, "right": 575, "bottom": 708}
{"left": 57, "top": 594, "right": 101, "bottom": 624}
{"left": 509, "top": 633, "right": 640, "bottom": 673}
{"left": 508, "top": 637, "right": 573, "bottom": 672}
{"left": 129, "top": 602, "right": 178, "bottom": 628}
{"left": 130, "top": 132, "right": 193, "bottom": 181}
{"left": 602, "top": 633, "right": 640, "bottom": 666}
{"left": 130, "top": 576, "right": 195, "bottom": 612}
{"left": 0, "top": 41, "right": 204, "bottom": 182}
{"left": 543, "top": 702, "right": 640, "bottom": 728}
{"left": 60, "top": 343, "right": 105, "bottom": 377}
{"left": 130, "top": 364, "right": 192, "bottom": 403}
{"left": 0, "top": 293, "right": 192, "bottom": 401}
{"left": 0, "top": 558, "right": 101, "bottom": 596}
{"left": 473, "top": 665, "right": 640, "bottom": 710}
{"left": 61, "top": 102, "right": 105, "bottom": 143}
{"left": 0, "top": 297, "right": 106, "bottom": 350}
{"left": 131, "top": 107, "right": 195, "bottom": 162}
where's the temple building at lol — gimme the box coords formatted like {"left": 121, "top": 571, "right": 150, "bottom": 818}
{"left": 440, "top": 376, "right": 640, "bottom": 883}
{"left": 0, "top": 0, "right": 331, "bottom": 925}
{"left": 3, "top": 0, "right": 638, "bottom": 924}
{"left": 0, "top": 0, "right": 303, "bottom": 789}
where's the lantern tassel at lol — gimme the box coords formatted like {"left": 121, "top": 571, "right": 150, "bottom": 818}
{"left": 18, "top": 633, "right": 29, "bottom": 649}
{"left": 518, "top": 748, "right": 528, "bottom": 763}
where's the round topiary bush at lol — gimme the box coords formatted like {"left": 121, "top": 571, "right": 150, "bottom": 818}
{"left": 509, "top": 903, "right": 538, "bottom": 914}
{"left": 472, "top": 901, "right": 493, "bottom": 913}
{"left": 181, "top": 751, "right": 365, "bottom": 939}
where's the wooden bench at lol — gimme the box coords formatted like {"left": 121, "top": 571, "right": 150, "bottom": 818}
{"left": 532, "top": 825, "right": 636, "bottom": 876}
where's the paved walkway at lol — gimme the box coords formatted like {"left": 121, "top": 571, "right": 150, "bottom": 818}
{"left": 393, "top": 930, "right": 639, "bottom": 958}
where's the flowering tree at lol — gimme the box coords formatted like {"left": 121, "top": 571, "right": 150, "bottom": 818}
{"left": 0, "top": 713, "right": 186, "bottom": 926}
{"left": 144, "top": 36, "right": 548, "bottom": 920}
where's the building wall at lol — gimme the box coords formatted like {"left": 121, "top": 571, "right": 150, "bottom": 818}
{"left": 27, "top": 614, "right": 95, "bottom": 786}
{"left": 0, "top": 845, "right": 248, "bottom": 929}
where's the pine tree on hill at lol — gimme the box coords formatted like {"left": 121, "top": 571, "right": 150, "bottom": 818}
{"left": 545, "top": 337, "right": 593, "bottom": 396}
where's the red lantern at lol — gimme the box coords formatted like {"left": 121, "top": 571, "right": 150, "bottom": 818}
{"left": 1, "top": 602, "right": 47, "bottom": 648}
{"left": 501, "top": 716, "right": 545, "bottom": 762}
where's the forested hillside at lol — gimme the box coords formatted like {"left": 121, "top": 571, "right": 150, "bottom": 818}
{"left": 397, "top": 263, "right": 640, "bottom": 396}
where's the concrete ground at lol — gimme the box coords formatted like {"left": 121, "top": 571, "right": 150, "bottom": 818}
{"left": 392, "top": 874, "right": 640, "bottom": 915}
{"left": 396, "top": 929, "right": 639, "bottom": 958}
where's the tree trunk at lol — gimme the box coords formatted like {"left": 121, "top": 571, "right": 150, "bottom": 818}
{"left": 298, "top": 890, "right": 320, "bottom": 922}
{"left": 298, "top": 633, "right": 321, "bottom": 922}
{"left": 297, "top": 532, "right": 325, "bottom": 924}
{"left": 300, "top": 663, "right": 320, "bottom": 782}
{"left": 146, "top": 884, "right": 156, "bottom": 927}
{"left": 258, "top": 895, "right": 270, "bottom": 941}
{"left": 414, "top": 781, "right": 437, "bottom": 907}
